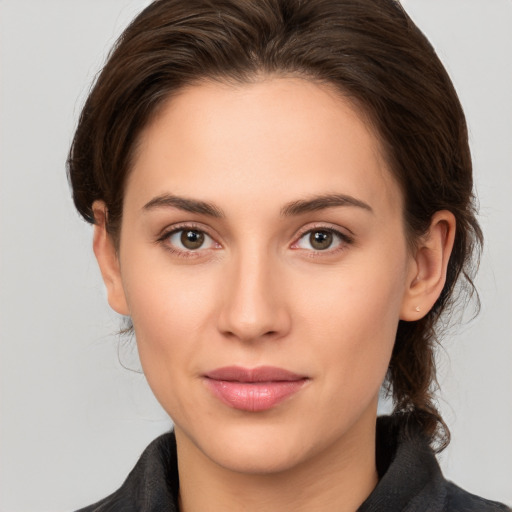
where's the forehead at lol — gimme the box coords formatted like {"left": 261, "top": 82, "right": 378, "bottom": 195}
{"left": 126, "top": 77, "right": 402, "bottom": 217}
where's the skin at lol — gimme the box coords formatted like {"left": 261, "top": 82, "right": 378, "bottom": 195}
{"left": 93, "top": 77, "right": 455, "bottom": 512}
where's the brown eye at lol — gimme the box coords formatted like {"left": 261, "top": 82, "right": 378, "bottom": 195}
{"left": 309, "top": 230, "right": 333, "bottom": 250}
{"left": 180, "top": 230, "right": 205, "bottom": 249}
{"left": 294, "top": 228, "right": 349, "bottom": 253}
{"left": 165, "top": 227, "right": 217, "bottom": 254}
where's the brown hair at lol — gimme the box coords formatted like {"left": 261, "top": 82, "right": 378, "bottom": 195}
{"left": 67, "top": 0, "right": 482, "bottom": 450}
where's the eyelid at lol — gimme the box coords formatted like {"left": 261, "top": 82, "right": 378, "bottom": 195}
{"left": 290, "top": 223, "right": 354, "bottom": 252}
{"left": 156, "top": 221, "right": 215, "bottom": 240}
{"left": 292, "top": 223, "right": 354, "bottom": 242}
{"left": 156, "top": 222, "right": 222, "bottom": 256}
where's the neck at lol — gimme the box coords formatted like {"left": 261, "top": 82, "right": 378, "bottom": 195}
{"left": 176, "top": 408, "right": 379, "bottom": 512}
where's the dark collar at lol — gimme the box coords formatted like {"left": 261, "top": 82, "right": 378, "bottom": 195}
{"left": 358, "top": 414, "right": 446, "bottom": 511}
{"left": 77, "top": 415, "right": 509, "bottom": 512}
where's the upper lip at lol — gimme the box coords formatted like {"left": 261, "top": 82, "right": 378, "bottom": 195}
{"left": 204, "top": 366, "right": 307, "bottom": 382}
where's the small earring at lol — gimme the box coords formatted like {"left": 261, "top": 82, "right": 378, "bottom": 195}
{"left": 415, "top": 306, "right": 421, "bottom": 312}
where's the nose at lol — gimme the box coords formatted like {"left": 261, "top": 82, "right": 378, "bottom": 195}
{"left": 217, "top": 250, "right": 292, "bottom": 343}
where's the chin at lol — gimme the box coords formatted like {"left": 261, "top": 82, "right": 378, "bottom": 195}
{"left": 205, "top": 430, "right": 314, "bottom": 475}
{"left": 176, "top": 411, "right": 356, "bottom": 477}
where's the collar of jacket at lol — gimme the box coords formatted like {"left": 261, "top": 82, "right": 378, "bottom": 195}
{"left": 76, "top": 414, "right": 510, "bottom": 512}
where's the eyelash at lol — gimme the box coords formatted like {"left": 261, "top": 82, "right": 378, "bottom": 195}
{"left": 156, "top": 223, "right": 354, "bottom": 259}
{"left": 156, "top": 223, "right": 219, "bottom": 259}
{"left": 291, "top": 225, "right": 354, "bottom": 257}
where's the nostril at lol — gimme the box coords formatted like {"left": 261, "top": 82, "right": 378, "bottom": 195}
{"left": 219, "top": 325, "right": 284, "bottom": 343}
{"left": 216, "top": 280, "right": 292, "bottom": 342}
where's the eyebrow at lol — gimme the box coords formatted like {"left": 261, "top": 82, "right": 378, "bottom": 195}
{"left": 143, "top": 194, "right": 225, "bottom": 217}
{"left": 280, "top": 193, "right": 373, "bottom": 216}
{"left": 142, "top": 192, "right": 373, "bottom": 218}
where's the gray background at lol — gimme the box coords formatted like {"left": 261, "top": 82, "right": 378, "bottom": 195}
{"left": 1, "top": 1, "right": 511, "bottom": 510}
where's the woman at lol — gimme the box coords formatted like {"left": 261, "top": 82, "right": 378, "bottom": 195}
{"left": 68, "top": 0, "right": 510, "bottom": 510}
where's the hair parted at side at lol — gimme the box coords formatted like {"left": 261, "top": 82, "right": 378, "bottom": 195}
{"left": 67, "top": 0, "right": 482, "bottom": 451}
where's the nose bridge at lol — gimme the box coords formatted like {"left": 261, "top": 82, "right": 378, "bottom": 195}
{"left": 218, "top": 243, "right": 290, "bottom": 342}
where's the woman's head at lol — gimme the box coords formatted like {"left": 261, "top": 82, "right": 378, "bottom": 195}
{"left": 68, "top": 0, "right": 481, "bottom": 452}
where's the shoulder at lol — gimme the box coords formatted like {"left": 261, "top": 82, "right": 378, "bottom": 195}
{"left": 363, "top": 415, "right": 510, "bottom": 512}
{"left": 74, "top": 432, "right": 179, "bottom": 512}
{"left": 75, "top": 493, "right": 134, "bottom": 512}
{"left": 444, "top": 481, "right": 510, "bottom": 512}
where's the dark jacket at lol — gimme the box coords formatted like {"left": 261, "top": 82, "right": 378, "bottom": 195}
{"left": 76, "top": 415, "right": 510, "bottom": 511}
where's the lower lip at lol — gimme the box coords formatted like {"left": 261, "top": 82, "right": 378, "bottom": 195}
{"left": 204, "top": 379, "right": 308, "bottom": 412}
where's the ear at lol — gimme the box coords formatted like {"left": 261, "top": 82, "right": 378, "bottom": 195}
{"left": 400, "top": 210, "right": 456, "bottom": 321}
{"left": 92, "top": 201, "right": 130, "bottom": 316}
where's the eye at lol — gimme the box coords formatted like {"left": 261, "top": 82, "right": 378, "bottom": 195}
{"left": 167, "top": 229, "right": 217, "bottom": 251}
{"left": 294, "top": 228, "right": 349, "bottom": 251}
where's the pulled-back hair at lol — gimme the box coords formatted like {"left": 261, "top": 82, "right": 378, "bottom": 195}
{"left": 68, "top": 0, "right": 482, "bottom": 451}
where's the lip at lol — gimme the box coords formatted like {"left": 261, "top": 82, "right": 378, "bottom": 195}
{"left": 203, "top": 366, "right": 309, "bottom": 412}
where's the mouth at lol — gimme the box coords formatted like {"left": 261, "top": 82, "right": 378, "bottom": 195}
{"left": 203, "top": 366, "right": 309, "bottom": 412}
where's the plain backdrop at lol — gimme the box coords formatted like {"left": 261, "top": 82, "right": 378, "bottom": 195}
{"left": 0, "top": 1, "right": 511, "bottom": 510}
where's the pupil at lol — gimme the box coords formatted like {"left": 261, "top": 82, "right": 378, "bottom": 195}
{"left": 181, "top": 230, "right": 204, "bottom": 250}
{"left": 310, "top": 231, "right": 332, "bottom": 250}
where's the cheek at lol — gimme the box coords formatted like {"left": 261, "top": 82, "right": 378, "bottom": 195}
{"left": 296, "top": 249, "right": 407, "bottom": 335}
{"left": 122, "top": 271, "right": 220, "bottom": 424}
{"left": 122, "top": 264, "right": 218, "bottom": 380}
{"left": 292, "top": 251, "right": 408, "bottom": 398}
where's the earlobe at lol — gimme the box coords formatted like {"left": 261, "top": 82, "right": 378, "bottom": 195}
{"left": 92, "top": 201, "right": 130, "bottom": 316}
{"left": 400, "top": 211, "right": 456, "bottom": 321}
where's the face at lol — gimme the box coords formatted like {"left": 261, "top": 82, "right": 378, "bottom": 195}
{"left": 105, "top": 78, "right": 418, "bottom": 474}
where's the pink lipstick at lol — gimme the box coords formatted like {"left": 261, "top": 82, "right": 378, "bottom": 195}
{"left": 203, "top": 366, "right": 308, "bottom": 412}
